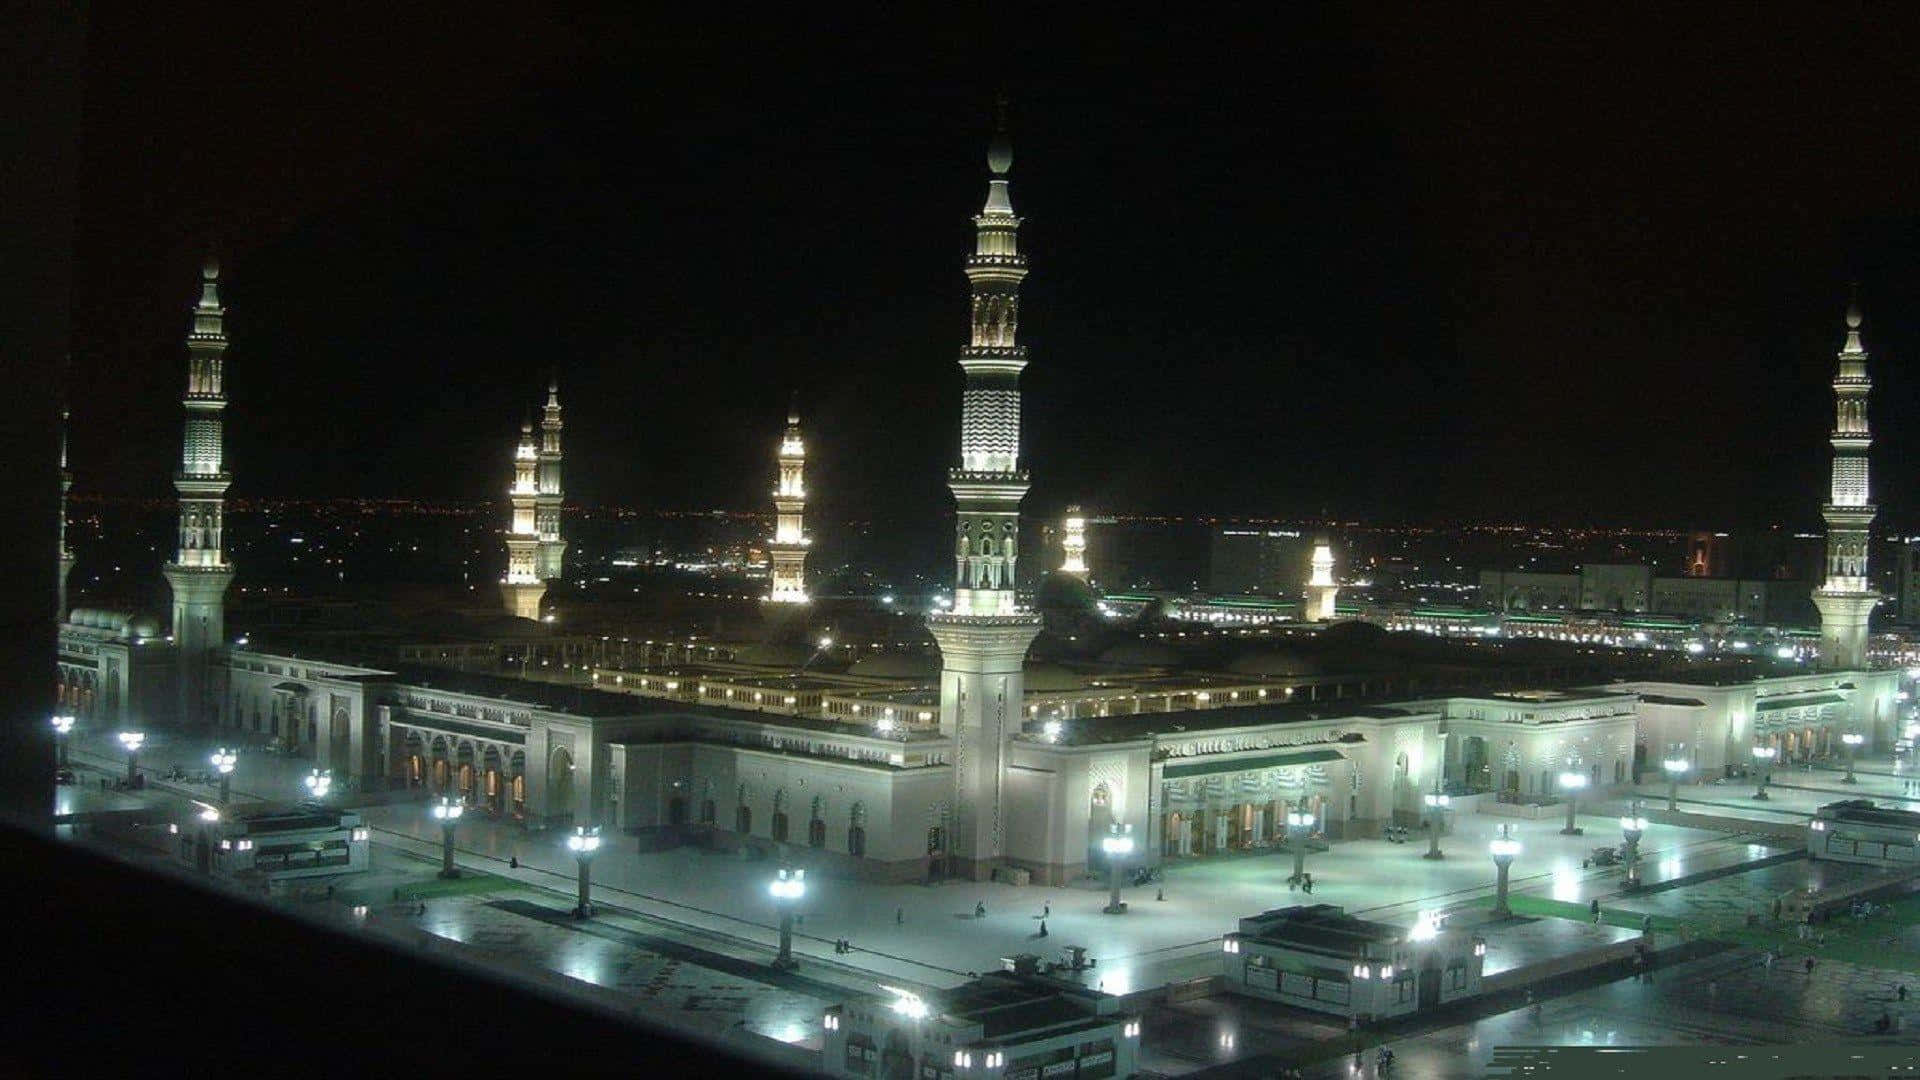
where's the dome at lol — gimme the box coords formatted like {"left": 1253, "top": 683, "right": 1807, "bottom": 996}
{"left": 1227, "top": 649, "right": 1322, "bottom": 677}
{"left": 849, "top": 652, "right": 940, "bottom": 680}
{"left": 127, "top": 614, "right": 162, "bottom": 639}
{"left": 1022, "top": 662, "right": 1082, "bottom": 693}
{"left": 1097, "top": 640, "right": 1184, "bottom": 668}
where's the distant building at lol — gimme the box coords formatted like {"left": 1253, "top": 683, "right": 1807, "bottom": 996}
{"left": 1898, "top": 539, "right": 1920, "bottom": 626}
{"left": 1685, "top": 531, "right": 1729, "bottom": 577}
{"left": 1577, "top": 564, "right": 1651, "bottom": 612}
{"left": 1211, "top": 529, "right": 1310, "bottom": 594}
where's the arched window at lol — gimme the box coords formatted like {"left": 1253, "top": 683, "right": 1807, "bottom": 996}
{"left": 667, "top": 797, "right": 688, "bottom": 825}
{"left": 809, "top": 818, "right": 826, "bottom": 848}
{"left": 771, "top": 811, "right": 789, "bottom": 843}
{"left": 736, "top": 805, "right": 752, "bottom": 835}
{"left": 1614, "top": 759, "right": 1625, "bottom": 784}
{"left": 700, "top": 799, "right": 716, "bottom": 825}
{"left": 848, "top": 825, "right": 866, "bottom": 858}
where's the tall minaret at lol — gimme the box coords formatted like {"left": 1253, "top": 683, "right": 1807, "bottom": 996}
{"left": 1304, "top": 535, "right": 1339, "bottom": 621}
{"left": 501, "top": 418, "right": 546, "bottom": 619}
{"left": 925, "top": 100, "right": 1044, "bottom": 882}
{"left": 162, "top": 255, "right": 238, "bottom": 726}
{"left": 1059, "top": 505, "right": 1088, "bottom": 579}
{"left": 1812, "top": 297, "right": 1878, "bottom": 670}
{"left": 767, "top": 394, "right": 810, "bottom": 603}
{"left": 534, "top": 379, "right": 567, "bottom": 583}
{"left": 57, "top": 403, "right": 74, "bottom": 623}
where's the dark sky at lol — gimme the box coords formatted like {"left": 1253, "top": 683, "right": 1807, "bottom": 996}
{"left": 70, "top": 6, "right": 1920, "bottom": 536}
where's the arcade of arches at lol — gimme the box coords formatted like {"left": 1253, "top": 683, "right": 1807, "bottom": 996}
{"left": 393, "top": 728, "right": 527, "bottom": 819}
{"left": 1156, "top": 766, "right": 1340, "bottom": 860}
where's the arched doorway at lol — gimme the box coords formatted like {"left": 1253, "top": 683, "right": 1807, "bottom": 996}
{"left": 736, "top": 804, "right": 752, "bottom": 834}
{"left": 508, "top": 750, "right": 527, "bottom": 817}
{"left": 429, "top": 736, "right": 450, "bottom": 793}
{"left": 546, "top": 746, "right": 575, "bottom": 825}
{"left": 700, "top": 798, "right": 716, "bottom": 825}
{"left": 809, "top": 818, "right": 826, "bottom": 848}
{"left": 667, "top": 796, "right": 688, "bottom": 825}
{"left": 1088, "top": 783, "right": 1114, "bottom": 870}
{"left": 455, "top": 742, "right": 477, "bottom": 804}
{"left": 1459, "top": 736, "right": 1490, "bottom": 792}
{"left": 482, "top": 745, "right": 504, "bottom": 814}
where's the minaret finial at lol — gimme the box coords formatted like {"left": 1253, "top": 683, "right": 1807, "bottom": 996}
{"left": 787, "top": 390, "right": 800, "bottom": 426}
{"left": 547, "top": 375, "right": 559, "bottom": 401}
{"left": 987, "top": 93, "right": 1013, "bottom": 177}
{"left": 1846, "top": 283, "right": 1862, "bottom": 330}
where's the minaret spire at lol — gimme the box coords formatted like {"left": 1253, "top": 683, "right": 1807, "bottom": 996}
{"left": 57, "top": 394, "right": 74, "bottom": 623}
{"left": 924, "top": 102, "right": 1045, "bottom": 882}
{"left": 1812, "top": 293, "right": 1878, "bottom": 670}
{"left": 1304, "top": 535, "right": 1340, "bottom": 621}
{"left": 162, "top": 251, "right": 238, "bottom": 726}
{"left": 767, "top": 394, "right": 810, "bottom": 603}
{"left": 535, "top": 378, "right": 566, "bottom": 583}
{"left": 501, "top": 413, "right": 546, "bottom": 619}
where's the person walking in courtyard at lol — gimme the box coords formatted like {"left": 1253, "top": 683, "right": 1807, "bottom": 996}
{"left": 1591, "top": 898, "right": 1602, "bottom": 924}
{"left": 1805, "top": 955, "right": 1816, "bottom": 975}
{"left": 1042, "top": 901, "right": 1050, "bottom": 918}
{"left": 1899, "top": 984, "right": 1908, "bottom": 1002}
{"left": 1037, "top": 919, "right": 1048, "bottom": 938}
{"left": 509, "top": 855, "right": 517, "bottom": 869}
{"left": 896, "top": 907, "right": 904, "bottom": 925}
{"left": 975, "top": 900, "right": 986, "bottom": 919}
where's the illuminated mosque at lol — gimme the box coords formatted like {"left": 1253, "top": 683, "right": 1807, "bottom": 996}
{"left": 54, "top": 113, "right": 1899, "bottom": 885}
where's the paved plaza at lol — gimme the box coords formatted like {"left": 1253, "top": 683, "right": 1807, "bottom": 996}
{"left": 56, "top": 730, "right": 1920, "bottom": 1076}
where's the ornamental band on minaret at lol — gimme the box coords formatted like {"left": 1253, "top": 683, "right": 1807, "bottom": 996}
{"left": 501, "top": 415, "right": 546, "bottom": 620}
{"left": 924, "top": 103, "right": 1044, "bottom": 882}
{"left": 162, "top": 256, "right": 238, "bottom": 726}
{"left": 535, "top": 379, "right": 567, "bottom": 583}
{"left": 1812, "top": 297, "right": 1878, "bottom": 670}
{"left": 767, "top": 395, "right": 810, "bottom": 603}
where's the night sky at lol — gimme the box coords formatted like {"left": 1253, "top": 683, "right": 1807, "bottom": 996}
{"left": 70, "top": 7, "right": 1920, "bottom": 534}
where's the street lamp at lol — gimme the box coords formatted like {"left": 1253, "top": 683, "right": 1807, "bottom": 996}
{"left": 1102, "top": 823, "right": 1135, "bottom": 914}
{"left": 567, "top": 825, "right": 601, "bottom": 918}
{"left": 1423, "top": 791, "right": 1450, "bottom": 860}
{"left": 769, "top": 866, "right": 806, "bottom": 970}
{"left": 1620, "top": 807, "right": 1648, "bottom": 889}
{"left": 118, "top": 731, "right": 144, "bottom": 784}
{"left": 210, "top": 747, "right": 237, "bottom": 804}
{"left": 1751, "top": 745, "right": 1777, "bottom": 800}
{"left": 1488, "top": 824, "right": 1521, "bottom": 918}
{"left": 1558, "top": 771, "right": 1588, "bottom": 836}
{"left": 304, "top": 768, "right": 331, "bottom": 802}
{"left": 1285, "top": 804, "right": 1315, "bottom": 886}
{"left": 431, "top": 796, "right": 463, "bottom": 879}
{"left": 1841, "top": 732, "right": 1864, "bottom": 784}
{"left": 1662, "top": 751, "right": 1689, "bottom": 812}
{"left": 50, "top": 714, "right": 74, "bottom": 767}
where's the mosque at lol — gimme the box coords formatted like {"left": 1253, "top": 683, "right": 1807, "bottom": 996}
{"left": 53, "top": 115, "right": 1899, "bottom": 886}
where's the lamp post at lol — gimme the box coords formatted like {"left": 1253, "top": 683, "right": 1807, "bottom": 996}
{"left": 50, "top": 715, "right": 74, "bottom": 768}
{"left": 1620, "top": 807, "right": 1647, "bottom": 889}
{"left": 1751, "top": 745, "right": 1777, "bottom": 800}
{"left": 567, "top": 825, "right": 601, "bottom": 918}
{"left": 1662, "top": 750, "right": 1689, "bottom": 812}
{"left": 1286, "top": 804, "right": 1315, "bottom": 885}
{"left": 210, "top": 748, "right": 237, "bottom": 804}
{"left": 1488, "top": 824, "right": 1521, "bottom": 918}
{"left": 304, "top": 768, "right": 331, "bottom": 802}
{"left": 1423, "top": 791, "right": 1450, "bottom": 860}
{"left": 118, "top": 731, "right": 144, "bottom": 784}
{"left": 1841, "top": 732, "right": 1863, "bottom": 784}
{"left": 769, "top": 866, "right": 806, "bottom": 970}
{"left": 431, "top": 796, "right": 462, "bottom": 879}
{"left": 1558, "top": 771, "right": 1587, "bottom": 836}
{"left": 1102, "top": 823, "right": 1134, "bottom": 914}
